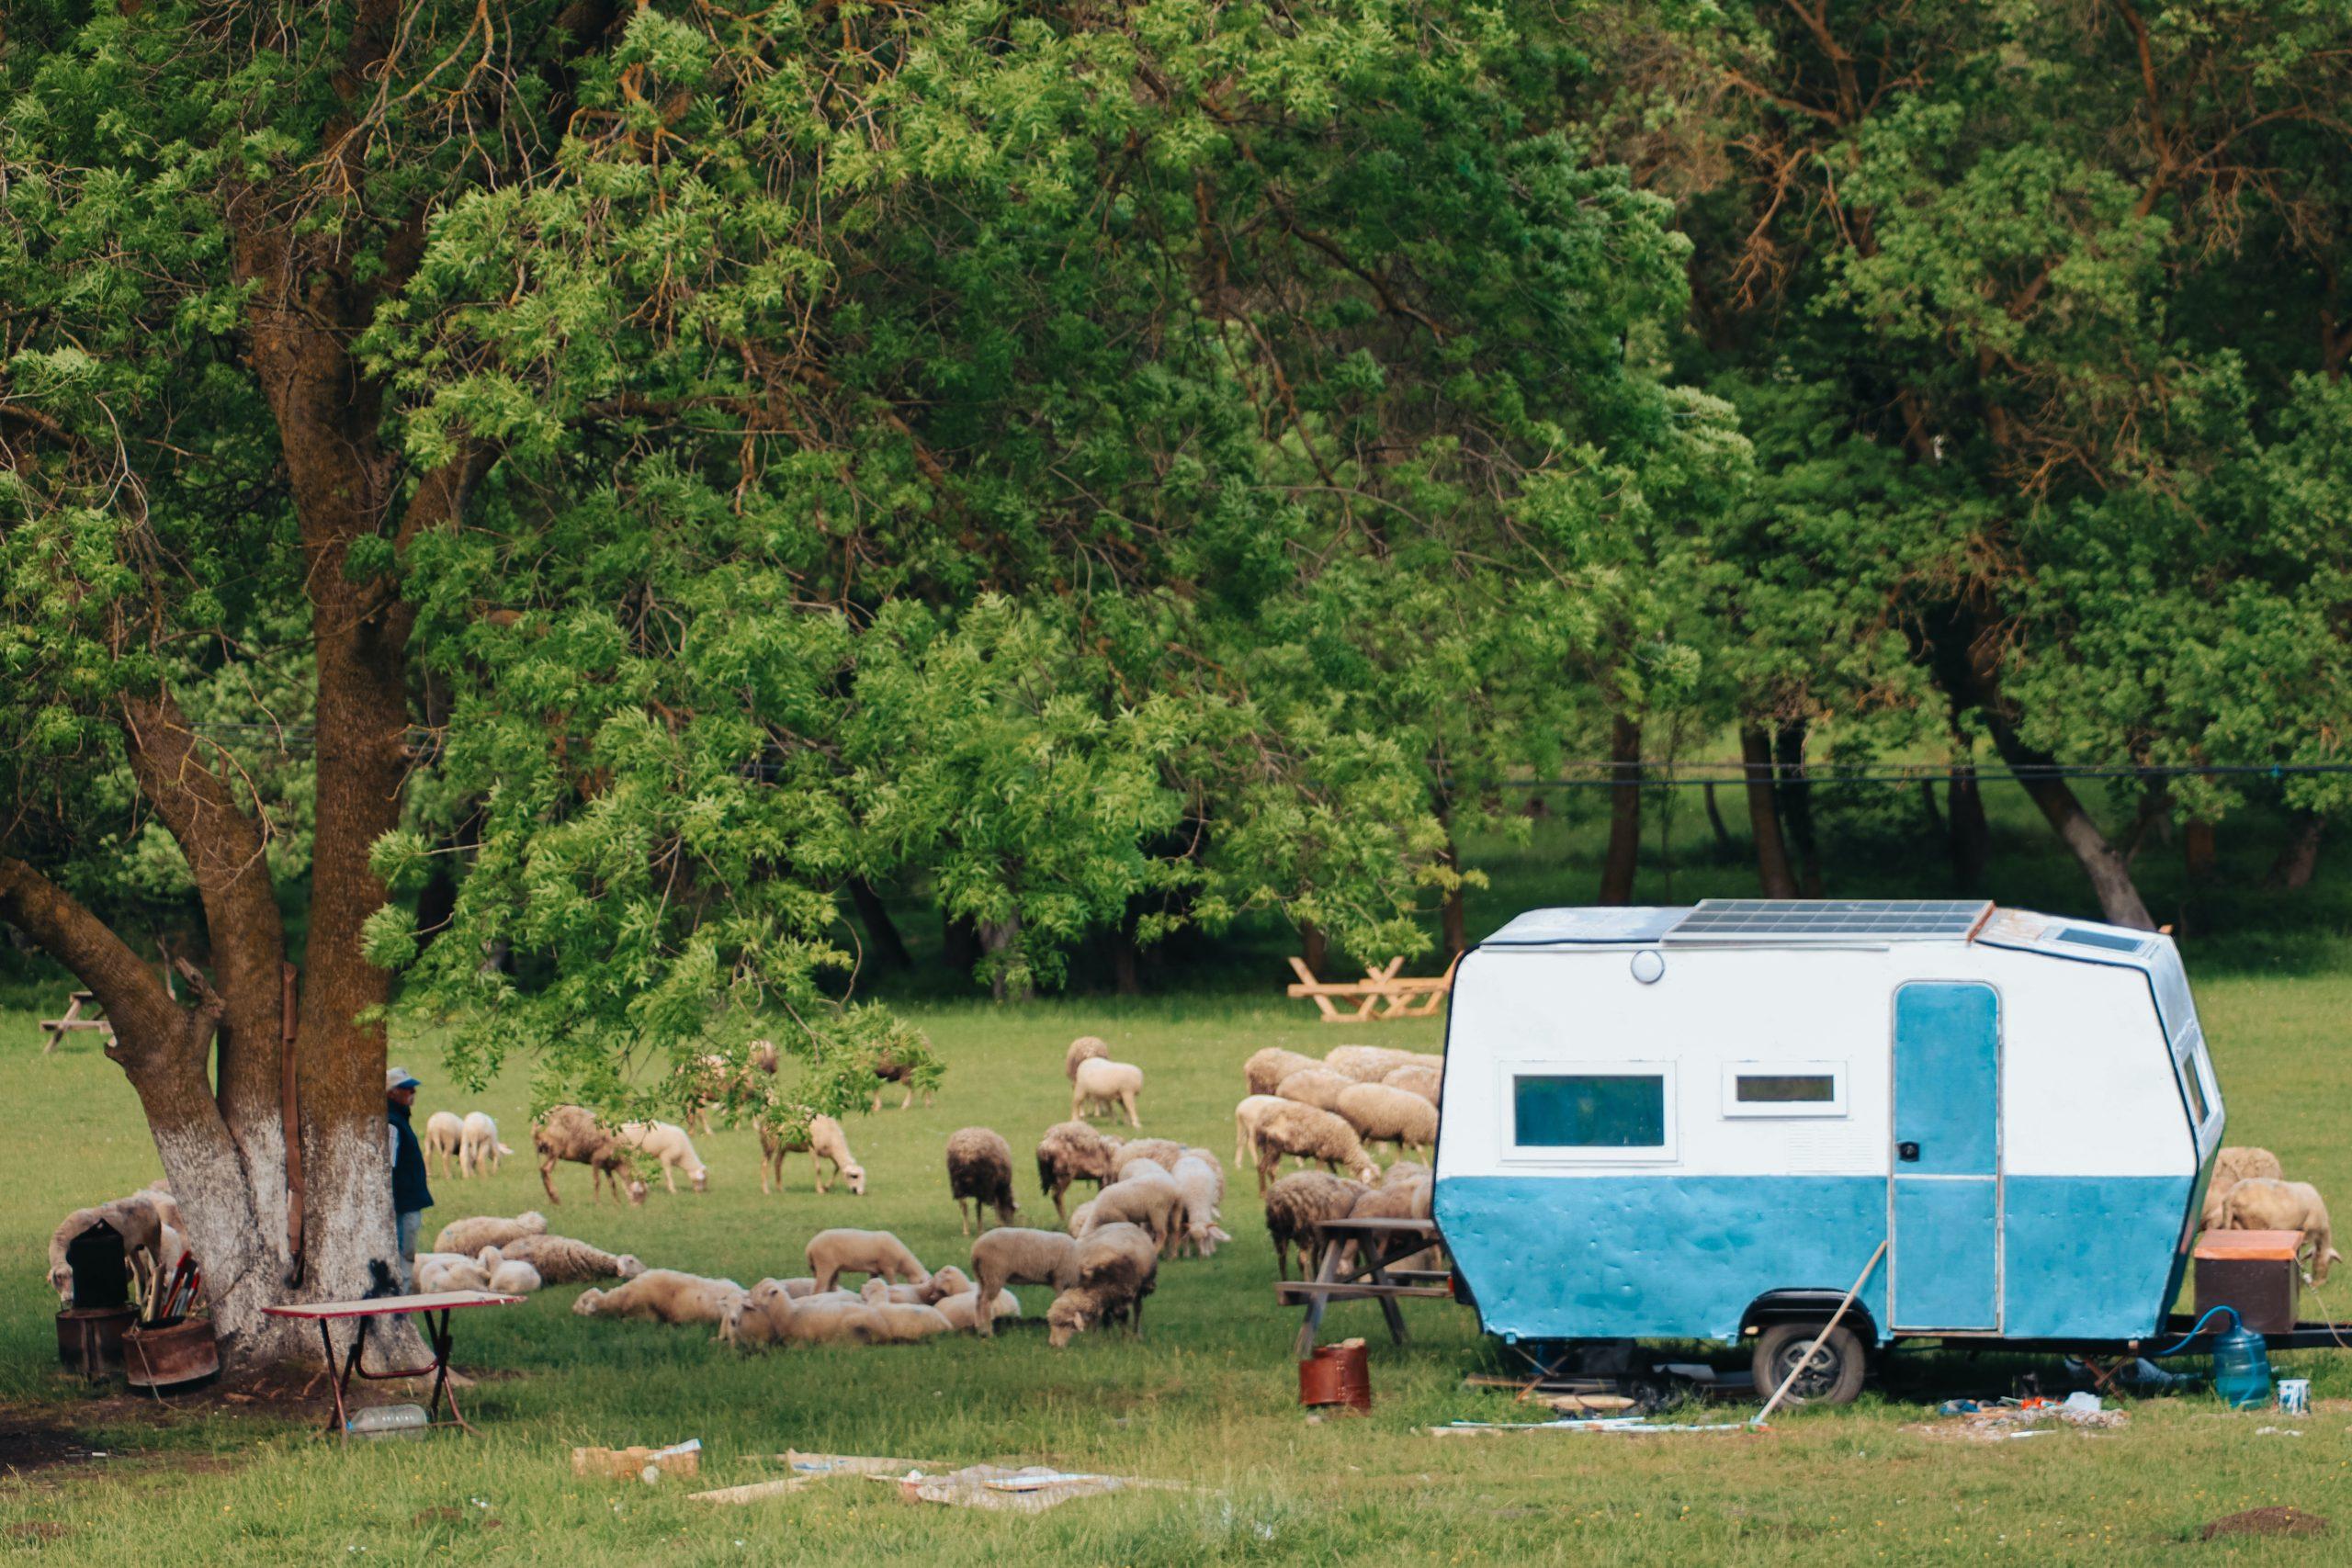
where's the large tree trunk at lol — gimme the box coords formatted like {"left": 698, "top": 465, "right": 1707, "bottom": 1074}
{"left": 2267, "top": 811, "right": 2325, "bottom": 889}
{"left": 1982, "top": 717, "right": 2154, "bottom": 928}
{"left": 1947, "top": 761, "right": 1990, "bottom": 890}
{"left": 1299, "top": 919, "right": 1329, "bottom": 975}
{"left": 847, "top": 878, "right": 913, "bottom": 971}
{"left": 1740, "top": 726, "right": 1799, "bottom": 897}
{"left": 1773, "top": 723, "right": 1826, "bottom": 897}
{"left": 1598, "top": 715, "right": 1642, "bottom": 905}
{"left": 979, "top": 912, "right": 1032, "bottom": 1002}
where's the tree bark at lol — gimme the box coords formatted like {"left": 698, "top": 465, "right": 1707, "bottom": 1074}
{"left": 1947, "top": 761, "right": 1990, "bottom": 890}
{"left": 1299, "top": 919, "right": 1328, "bottom": 975}
{"left": 1598, "top": 714, "right": 1642, "bottom": 905}
{"left": 1917, "top": 780, "right": 1945, "bottom": 840}
{"left": 2183, "top": 819, "right": 2216, "bottom": 881}
{"left": 1703, "top": 782, "right": 1735, "bottom": 853}
{"left": 1982, "top": 718, "right": 2154, "bottom": 928}
{"left": 978, "top": 912, "right": 1032, "bottom": 1002}
{"left": 2267, "top": 811, "right": 2324, "bottom": 889}
{"left": 847, "top": 878, "right": 912, "bottom": 971}
{"left": 1741, "top": 726, "right": 1799, "bottom": 897}
{"left": 1774, "top": 723, "right": 1825, "bottom": 896}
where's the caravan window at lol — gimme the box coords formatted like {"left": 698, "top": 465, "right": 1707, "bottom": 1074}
{"left": 1509, "top": 1067, "right": 1672, "bottom": 1157}
{"left": 1721, "top": 1061, "right": 1847, "bottom": 1118}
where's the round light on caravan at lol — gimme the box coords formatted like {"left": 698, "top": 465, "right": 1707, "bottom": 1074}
{"left": 1630, "top": 949, "right": 1665, "bottom": 985}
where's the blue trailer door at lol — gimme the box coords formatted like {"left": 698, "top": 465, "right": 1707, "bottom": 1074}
{"left": 1890, "top": 982, "right": 2001, "bottom": 1331}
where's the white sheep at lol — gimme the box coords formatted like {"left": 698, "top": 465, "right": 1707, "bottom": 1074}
{"left": 46, "top": 1196, "right": 170, "bottom": 1305}
{"left": 727, "top": 1280, "right": 881, "bottom": 1348}
{"left": 1334, "top": 1082, "right": 1439, "bottom": 1163}
{"left": 424, "top": 1111, "right": 466, "bottom": 1179}
{"left": 417, "top": 1253, "right": 493, "bottom": 1293}
{"left": 1272, "top": 1068, "right": 1355, "bottom": 1113}
{"left": 1244, "top": 1047, "right": 1323, "bottom": 1098}
{"left": 1170, "top": 1155, "right": 1230, "bottom": 1258}
{"left": 855, "top": 1278, "right": 955, "bottom": 1341}
{"left": 1382, "top": 1064, "right": 1442, "bottom": 1103}
{"left": 1071, "top": 1057, "right": 1145, "bottom": 1128}
{"left": 572, "top": 1269, "right": 746, "bottom": 1325}
{"left": 932, "top": 1289, "right": 1023, "bottom": 1333}
{"left": 1251, "top": 1100, "right": 1381, "bottom": 1190}
{"left": 1080, "top": 1176, "right": 1189, "bottom": 1258}
{"left": 1323, "top": 1044, "right": 1425, "bottom": 1082}
{"left": 969, "top": 1228, "right": 1079, "bottom": 1337}
{"left": 488, "top": 1259, "right": 542, "bottom": 1296}
{"left": 460, "top": 1112, "right": 514, "bottom": 1177}
{"left": 1111, "top": 1139, "right": 1186, "bottom": 1179}
{"left": 1233, "top": 1095, "right": 1287, "bottom": 1171}
{"left": 619, "top": 1120, "right": 710, "bottom": 1194}
{"left": 1066, "top": 1035, "right": 1112, "bottom": 1081}
{"left": 433, "top": 1211, "right": 548, "bottom": 1255}
{"left": 494, "top": 1234, "right": 645, "bottom": 1283}
{"left": 760, "top": 1111, "right": 867, "bottom": 1196}
{"left": 805, "top": 1228, "right": 931, "bottom": 1294}
{"left": 2202, "top": 1145, "right": 2286, "bottom": 1232}
{"left": 2225, "top": 1178, "right": 2342, "bottom": 1283}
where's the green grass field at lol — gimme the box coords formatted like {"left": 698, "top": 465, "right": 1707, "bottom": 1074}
{"left": 6, "top": 953, "right": 2352, "bottom": 1564}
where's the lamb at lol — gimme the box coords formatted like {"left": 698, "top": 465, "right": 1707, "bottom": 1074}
{"left": 1081, "top": 1175, "right": 1190, "bottom": 1258}
{"left": 725, "top": 1280, "right": 881, "bottom": 1348}
{"left": 942, "top": 1126, "right": 1019, "bottom": 1235}
{"left": 424, "top": 1111, "right": 467, "bottom": 1179}
{"left": 532, "top": 1106, "right": 648, "bottom": 1207}
{"left": 806, "top": 1228, "right": 931, "bottom": 1294}
{"left": 1245, "top": 1047, "right": 1323, "bottom": 1098}
{"left": 855, "top": 1278, "right": 955, "bottom": 1341}
{"left": 969, "top": 1228, "right": 1079, "bottom": 1337}
{"left": 1262, "top": 1171, "right": 1371, "bottom": 1280}
{"left": 1071, "top": 1057, "right": 1145, "bottom": 1128}
{"left": 2224, "top": 1179, "right": 2341, "bottom": 1283}
{"left": 46, "top": 1196, "right": 170, "bottom": 1304}
{"left": 488, "top": 1259, "right": 542, "bottom": 1296}
{"left": 573, "top": 1269, "right": 747, "bottom": 1326}
{"left": 1382, "top": 1065, "right": 1443, "bottom": 1104}
{"left": 1046, "top": 1222, "right": 1160, "bottom": 1348}
{"left": 1335, "top": 1082, "right": 1440, "bottom": 1163}
{"left": 1036, "top": 1120, "right": 1125, "bottom": 1221}
{"left": 418, "top": 1254, "right": 493, "bottom": 1293}
{"left": 1252, "top": 1100, "right": 1382, "bottom": 1191}
{"left": 759, "top": 1110, "right": 867, "bottom": 1196}
{"left": 1324, "top": 1044, "right": 1426, "bottom": 1083}
{"left": 494, "top": 1234, "right": 645, "bottom": 1283}
{"left": 619, "top": 1120, "right": 710, "bottom": 1194}
{"left": 1066, "top": 1034, "right": 1112, "bottom": 1080}
{"left": 1233, "top": 1095, "right": 1287, "bottom": 1170}
{"left": 933, "top": 1288, "right": 1023, "bottom": 1333}
{"left": 1272, "top": 1068, "right": 1355, "bottom": 1113}
{"left": 459, "top": 1112, "right": 514, "bottom": 1177}
{"left": 1112, "top": 1139, "right": 1187, "bottom": 1179}
{"left": 433, "top": 1211, "right": 548, "bottom": 1256}
{"left": 2202, "top": 1145, "right": 2286, "bottom": 1231}
{"left": 1170, "top": 1155, "right": 1231, "bottom": 1258}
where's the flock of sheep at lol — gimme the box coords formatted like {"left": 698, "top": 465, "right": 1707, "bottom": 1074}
{"left": 2205, "top": 1145, "right": 2340, "bottom": 1282}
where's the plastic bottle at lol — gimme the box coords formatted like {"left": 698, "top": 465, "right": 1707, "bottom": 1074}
{"left": 2211, "top": 1317, "right": 2273, "bottom": 1410}
{"left": 346, "top": 1404, "right": 429, "bottom": 1440}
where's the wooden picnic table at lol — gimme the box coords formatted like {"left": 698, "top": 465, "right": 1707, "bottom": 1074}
{"left": 1285, "top": 955, "right": 1458, "bottom": 1022}
{"left": 40, "top": 991, "right": 115, "bottom": 1055}
{"left": 264, "top": 1290, "right": 521, "bottom": 1439}
{"left": 1274, "top": 1216, "right": 1452, "bottom": 1359}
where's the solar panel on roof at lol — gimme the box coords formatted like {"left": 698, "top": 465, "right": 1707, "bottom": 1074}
{"left": 1662, "top": 898, "right": 1992, "bottom": 945}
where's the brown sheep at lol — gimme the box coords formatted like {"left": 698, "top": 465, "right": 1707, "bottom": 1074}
{"left": 1065, "top": 1035, "right": 1112, "bottom": 1081}
{"left": 1262, "top": 1171, "right": 1370, "bottom": 1280}
{"left": 945, "top": 1127, "right": 1020, "bottom": 1235}
{"left": 1046, "top": 1221, "right": 1160, "bottom": 1347}
{"left": 1035, "top": 1120, "right": 1125, "bottom": 1221}
{"left": 1382, "top": 1064, "right": 1443, "bottom": 1103}
{"left": 496, "top": 1234, "right": 646, "bottom": 1284}
{"left": 1334, "top": 1082, "right": 1439, "bottom": 1163}
{"left": 1252, "top": 1101, "right": 1382, "bottom": 1191}
{"left": 1112, "top": 1139, "right": 1187, "bottom": 1179}
{"left": 1244, "top": 1047, "right": 1322, "bottom": 1098}
{"left": 532, "top": 1106, "right": 648, "bottom": 1207}
{"left": 1272, "top": 1068, "right": 1355, "bottom": 1113}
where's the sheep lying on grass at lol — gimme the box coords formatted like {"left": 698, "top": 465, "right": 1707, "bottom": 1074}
{"left": 807, "top": 1228, "right": 931, "bottom": 1294}
{"left": 533, "top": 1106, "right": 648, "bottom": 1207}
{"left": 726, "top": 1280, "right": 881, "bottom": 1348}
{"left": 1071, "top": 1058, "right": 1145, "bottom": 1128}
{"left": 620, "top": 1121, "right": 710, "bottom": 1194}
{"left": 1335, "top": 1082, "right": 1439, "bottom": 1163}
{"left": 1272, "top": 1068, "right": 1354, "bottom": 1114}
{"left": 970, "top": 1228, "right": 1078, "bottom": 1337}
{"left": 2202, "top": 1145, "right": 2285, "bottom": 1232}
{"left": 857, "top": 1278, "right": 954, "bottom": 1340}
{"left": 1066, "top": 1035, "right": 1111, "bottom": 1081}
{"left": 760, "top": 1110, "right": 866, "bottom": 1196}
{"left": 933, "top": 1288, "right": 1023, "bottom": 1333}
{"left": 1245, "top": 1047, "right": 1322, "bottom": 1098}
{"left": 424, "top": 1111, "right": 466, "bottom": 1179}
{"left": 417, "top": 1253, "right": 495, "bottom": 1293}
{"left": 1263, "top": 1171, "right": 1370, "bottom": 1280}
{"left": 1251, "top": 1101, "right": 1382, "bottom": 1190}
{"left": 1036, "top": 1121, "right": 1125, "bottom": 1222}
{"left": 434, "top": 1211, "right": 548, "bottom": 1256}
{"left": 2225, "top": 1178, "right": 2341, "bottom": 1283}
{"left": 1046, "top": 1222, "right": 1159, "bottom": 1348}
{"left": 946, "top": 1127, "right": 1020, "bottom": 1235}
{"left": 496, "top": 1234, "right": 645, "bottom": 1283}
{"left": 489, "top": 1259, "right": 542, "bottom": 1296}
{"left": 574, "top": 1269, "right": 746, "bottom": 1325}
{"left": 460, "top": 1112, "right": 514, "bottom": 1176}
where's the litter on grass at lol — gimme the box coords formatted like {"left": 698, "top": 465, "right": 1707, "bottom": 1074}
{"left": 1907, "top": 1395, "right": 2128, "bottom": 1443}
{"left": 1428, "top": 1417, "right": 1745, "bottom": 1437}
{"left": 692, "top": 1451, "right": 1181, "bottom": 1514}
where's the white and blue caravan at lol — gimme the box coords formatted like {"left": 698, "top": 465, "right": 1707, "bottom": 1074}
{"left": 1432, "top": 900, "right": 2223, "bottom": 1400}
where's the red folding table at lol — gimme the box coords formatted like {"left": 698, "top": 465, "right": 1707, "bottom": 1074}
{"left": 264, "top": 1290, "right": 521, "bottom": 1438}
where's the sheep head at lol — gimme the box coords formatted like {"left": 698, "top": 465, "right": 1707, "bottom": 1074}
{"left": 615, "top": 1254, "right": 646, "bottom": 1280}
{"left": 1046, "top": 1289, "right": 1103, "bottom": 1348}
{"left": 571, "top": 1289, "right": 605, "bottom": 1316}
{"left": 625, "top": 1178, "right": 649, "bottom": 1206}
{"left": 843, "top": 1163, "right": 867, "bottom": 1196}
{"left": 48, "top": 1264, "right": 73, "bottom": 1303}
{"left": 689, "top": 1167, "right": 709, "bottom": 1194}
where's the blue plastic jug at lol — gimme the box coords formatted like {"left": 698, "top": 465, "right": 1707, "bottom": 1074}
{"left": 2211, "top": 1316, "right": 2273, "bottom": 1410}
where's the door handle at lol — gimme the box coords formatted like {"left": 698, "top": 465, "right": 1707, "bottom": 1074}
{"left": 1897, "top": 1142, "right": 1921, "bottom": 1163}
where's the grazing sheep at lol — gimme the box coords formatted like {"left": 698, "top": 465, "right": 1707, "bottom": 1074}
{"left": 1324, "top": 1044, "right": 1424, "bottom": 1083}
{"left": 488, "top": 1259, "right": 542, "bottom": 1296}
{"left": 944, "top": 1127, "right": 1020, "bottom": 1235}
{"left": 1382, "top": 1065, "right": 1442, "bottom": 1104}
{"left": 1065, "top": 1035, "right": 1112, "bottom": 1081}
{"left": 2202, "top": 1145, "right": 2287, "bottom": 1231}
{"left": 1112, "top": 1139, "right": 1187, "bottom": 1179}
{"left": 969, "top": 1228, "right": 1080, "bottom": 1337}
{"left": 1381, "top": 1161, "right": 1431, "bottom": 1189}
{"left": 620, "top": 1120, "right": 710, "bottom": 1194}
{"left": 1334, "top": 1082, "right": 1440, "bottom": 1163}
{"left": 532, "top": 1106, "right": 649, "bottom": 1207}
{"left": 141, "top": 1181, "right": 183, "bottom": 1235}
{"left": 424, "top": 1111, "right": 466, "bottom": 1179}
{"left": 1081, "top": 1177, "right": 1189, "bottom": 1258}
{"left": 1347, "top": 1174, "right": 1439, "bottom": 1270}
{"left": 1066, "top": 1198, "right": 1100, "bottom": 1237}
{"left": 727, "top": 1280, "right": 882, "bottom": 1348}
{"left": 870, "top": 1036, "right": 943, "bottom": 1111}
{"left": 759, "top": 1110, "right": 867, "bottom": 1196}
{"left": 2225, "top": 1179, "right": 2341, "bottom": 1283}
{"left": 806, "top": 1229, "right": 931, "bottom": 1294}
{"left": 46, "top": 1196, "right": 170, "bottom": 1305}
{"left": 1071, "top": 1057, "right": 1145, "bottom": 1128}
{"left": 855, "top": 1278, "right": 955, "bottom": 1341}
{"left": 1036, "top": 1120, "right": 1125, "bottom": 1221}
{"left": 573, "top": 1269, "right": 747, "bottom": 1326}
{"left": 684, "top": 1040, "right": 782, "bottom": 1133}
{"left": 1262, "top": 1171, "right": 1371, "bottom": 1280}
{"left": 1046, "top": 1222, "right": 1160, "bottom": 1348}
{"left": 1272, "top": 1068, "right": 1355, "bottom": 1114}
{"left": 933, "top": 1289, "right": 1023, "bottom": 1333}
{"left": 433, "top": 1211, "right": 548, "bottom": 1256}
{"left": 459, "top": 1112, "right": 514, "bottom": 1177}
{"left": 495, "top": 1234, "right": 645, "bottom": 1284}
{"left": 1252, "top": 1101, "right": 1382, "bottom": 1190}
{"left": 1245, "top": 1047, "right": 1323, "bottom": 1098}
{"left": 1170, "top": 1155, "right": 1232, "bottom": 1258}
{"left": 1233, "top": 1095, "right": 1287, "bottom": 1170}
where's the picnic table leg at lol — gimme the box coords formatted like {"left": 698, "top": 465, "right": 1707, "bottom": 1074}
{"left": 1366, "top": 1241, "right": 1410, "bottom": 1347}
{"left": 322, "top": 1317, "right": 362, "bottom": 1440}
{"left": 424, "top": 1309, "right": 478, "bottom": 1434}
{"left": 1294, "top": 1235, "right": 1345, "bottom": 1360}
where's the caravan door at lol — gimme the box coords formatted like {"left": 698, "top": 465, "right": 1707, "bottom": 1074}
{"left": 1889, "top": 982, "right": 2002, "bottom": 1331}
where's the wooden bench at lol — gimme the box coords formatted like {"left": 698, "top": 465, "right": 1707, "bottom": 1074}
{"left": 41, "top": 991, "right": 115, "bottom": 1055}
{"left": 1277, "top": 1216, "right": 1453, "bottom": 1359}
{"left": 1285, "top": 955, "right": 1458, "bottom": 1022}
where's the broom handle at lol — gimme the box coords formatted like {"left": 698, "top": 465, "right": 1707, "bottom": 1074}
{"left": 1752, "top": 1239, "right": 1888, "bottom": 1428}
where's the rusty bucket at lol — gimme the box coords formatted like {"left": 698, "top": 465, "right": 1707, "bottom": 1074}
{"left": 1298, "top": 1339, "right": 1372, "bottom": 1414}
{"left": 56, "top": 1305, "right": 138, "bottom": 1379}
{"left": 123, "top": 1318, "right": 220, "bottom": 1391}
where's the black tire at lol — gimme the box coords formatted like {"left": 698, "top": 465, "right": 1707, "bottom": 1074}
{"left": 1752, "top": 1321, "right": 1868, "bottom": 1407}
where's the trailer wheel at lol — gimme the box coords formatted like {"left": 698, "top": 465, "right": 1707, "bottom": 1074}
{"left": 1752, "top": 1322, "right": 1867, "bottom": 1407}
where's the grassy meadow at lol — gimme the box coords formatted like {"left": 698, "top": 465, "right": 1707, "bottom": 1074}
{"left": 4, "top": 790, "right": 2352, "bottom": 1563}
